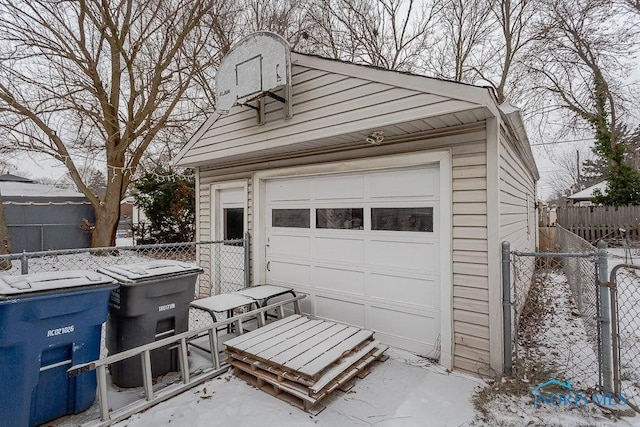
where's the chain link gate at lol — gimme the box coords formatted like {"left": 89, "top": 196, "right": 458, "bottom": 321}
{"left": 501, "top": 224, "right": 624, "bottom": 399}
{"left": 610, "top": 264, "right": 640, "bottom": 412}
{"left": 505, "top": 247, "right": 606, "bottom": 390}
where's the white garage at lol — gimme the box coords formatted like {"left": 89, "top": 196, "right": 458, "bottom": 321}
{"left": 264, "top": 166, "right": 440, "bottom": 355}
{"left": 175, "top": 33, "right": 538, "bottom": 376}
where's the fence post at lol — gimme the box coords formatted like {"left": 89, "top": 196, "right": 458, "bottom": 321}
{"left": 502, "top": 241, "right": 512, "bottom": 375}
{"left": 20, "top": 251, "right": 28, "bottom": 275}
{"left": 598, "top": 240, "right": 613, "bottom": 391}
{"left": 244, "top": 232, "right": 250, "bottom": 289}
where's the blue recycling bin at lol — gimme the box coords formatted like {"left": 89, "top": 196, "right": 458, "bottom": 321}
{"left": 0, "top": 271, "right": 117, "bottom": 427}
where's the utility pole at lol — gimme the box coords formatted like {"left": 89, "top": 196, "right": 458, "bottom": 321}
{"left": 576, "top": 150, "right": 581, "bottom": 190}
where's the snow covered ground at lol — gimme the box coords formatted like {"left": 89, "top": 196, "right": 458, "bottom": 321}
{"left": 5, "top": 250, "right": 640, "bottom": 426}
{"left": 55, "top": 270, "right": 639, "bottom": 427}
{"left": 113, "top": 348, "right": 483, "bottom": 427}
{"left": 55, "top": 347, "right": 483, "bottom": 427}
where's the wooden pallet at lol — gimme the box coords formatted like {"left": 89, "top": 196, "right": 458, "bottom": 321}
{"left": 224, "top": 315, "right": 388, "bottom": 411}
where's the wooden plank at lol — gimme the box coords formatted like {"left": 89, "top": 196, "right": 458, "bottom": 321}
{"left": 226, "top": 352, "right": 315, "bottom": 387}
{"left": 312, "top": 345, "right": 388, "bottom": 397}
{"left": 223, "top": 314, "right": 302, "bottom": 347}
{"left": 257, "top": 321, "right": 336, "bottom": 361}
{"left": 269, "top": 323, "right": 350, "bottom": 366}
{"left": 310, "top": 340, "right": 379, "bottom": 393}
{"left": 247, "top": 319, "right": 327, "bottom": 355}
{"left": 297, "top": 330, "right": 374, "bottom": 377}
{"left": 224, "top": 315, "right": 307, "bottom": 349}
{"left": 230, "top": 359, "right": 317, "bottom": 403}
{"left": 228, "top": 317, "right": 314, "bottom": 353}
{"left": 283, "top": 326, "right": 361, "bottom": 371}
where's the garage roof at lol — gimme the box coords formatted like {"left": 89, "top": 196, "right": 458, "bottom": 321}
{"left": 175, "top": 51, "right": 537, "bottom": 182}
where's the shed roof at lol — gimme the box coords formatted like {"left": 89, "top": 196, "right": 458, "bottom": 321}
{"left": 0, "top": 173, "right": 34, "bottom": 183}
{"left": 568, "top": 181, "right": 607, "bottom": 201}
{"left": 0, "top": 180, "right": 86, "bottom": 199}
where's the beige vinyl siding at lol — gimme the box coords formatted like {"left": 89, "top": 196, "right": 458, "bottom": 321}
{"left": 450, "top": 133, "right": 492, "bottom": 374}
{"left": 179, "top": 64, "right": 481, "bottom": 166}
{"left": 499, "top": 127, "right": 536, "bottom": 249}
{"left": 498, "top": 126, "right": 536, "bottom": 315}
{"left": 195, "top": 170, "right": 253, "bottom": 298}
{"left": 192, "top": 123, "right": 493, "bottom": 373}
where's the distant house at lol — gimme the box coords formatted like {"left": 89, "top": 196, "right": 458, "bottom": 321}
{"left": 567, "top": 181, "right": 607, "bottom": 206}
{"left": 0, "top": 174, "right": 94, "bottom": 252}
{"left": 119, "top": 196, "right": 148, "bottom": 239}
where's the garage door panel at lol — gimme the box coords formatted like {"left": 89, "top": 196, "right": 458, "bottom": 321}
{"left": 312, "top": 266, "right": 365, "bottom": 295}
{"left": 369, "top": 305, "right": 439, "bottom": 346}
{"left": 268, "top": 261, "right": 310, "bottom": 287}
{"left": 315, "top": 175, "right": 364, "bottom": 199}
{"left": 368, "top": 273, "right": 439, "bottom": 308}
{"left": 367, "top": 240, "right": 438, "bottom": 271}
{"left": 270, "top": 235, "right": 311, "bottom": 258}
{"left": 369, "top": 168, "right": 439, "bottom": 199}
{"left": 314, "top": 236, "right": 364, "bottom": 263}
{"left": 266, "top": 179, "right": 312, "bottom": 202}
{"left": 265, "top": 165, "right": 443, "bottom": 356}
{"left": 316, "top": 295, "right": 365, "bottom": 327}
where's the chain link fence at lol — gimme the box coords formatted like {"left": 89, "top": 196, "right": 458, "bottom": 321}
{"left": 507, "top": 226, "right": 602, "bottom": 391}
{"left": 611, "top": 264, "right": 640, "bottom": 411}
{"left": 0, "top": 237, "right": 250, "bottom": 332}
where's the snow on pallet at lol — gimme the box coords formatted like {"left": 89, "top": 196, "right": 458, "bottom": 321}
{"left": 224, "top": 314, "right": 388, "bottom": 411}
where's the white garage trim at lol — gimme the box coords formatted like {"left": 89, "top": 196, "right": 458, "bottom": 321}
{"left": 252, "top": 150, "right": 453, "bottom": 369}
{"left": 210, "top": 180, "right": 249, "bottom": 295}
{"left": 210, "top": 180, "right": 249, "bottom": 241}
{"left": 486, "top": 117, "right": 503, "bottom": 372}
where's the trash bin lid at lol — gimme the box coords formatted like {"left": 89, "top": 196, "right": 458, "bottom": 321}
{"left": 97, "top": 260, "right": 203, "bottom": 284}
{"left": 0, "top": 270, "right": 115, "bottom": 298}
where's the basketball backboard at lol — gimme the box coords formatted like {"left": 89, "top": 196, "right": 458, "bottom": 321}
{"left": 215, "top": 32, "right": 292, "bottom": 121}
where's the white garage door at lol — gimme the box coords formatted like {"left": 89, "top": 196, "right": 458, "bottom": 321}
{"left": 265, "top": 165, "right": 441, "bottom": 356}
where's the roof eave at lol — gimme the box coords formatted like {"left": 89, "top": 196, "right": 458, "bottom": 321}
{"left": 499, "top": 103, "right": 540, "bottom": 181}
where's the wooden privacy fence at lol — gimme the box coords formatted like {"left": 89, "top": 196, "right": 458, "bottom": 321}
{"left": 556, "top": 205, "right": 640, "bottom": 242}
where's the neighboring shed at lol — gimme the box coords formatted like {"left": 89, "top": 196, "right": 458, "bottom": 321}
{"left": 175, "top": 34, "right": 539, "bottom": 376}
{"left": 0, "top": 174, "right": 94, "bottom": 252}
{"left": 567, "top": 181, "right": 607, "bottom": 206}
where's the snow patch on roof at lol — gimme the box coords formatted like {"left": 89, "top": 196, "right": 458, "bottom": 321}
{"left": 0, "top": 181, "right": 86, "bottom": 198}
{"left": 568, "top": 181, "right": 607, "bottom": 200}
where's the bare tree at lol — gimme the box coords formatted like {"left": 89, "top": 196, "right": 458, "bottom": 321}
{"left": 525, "top": 0, "right": 637, "bottom": 146}
{"left": 0, "top": 0, "right": 227, "bottom": 247}
{"left": 623, "top": 0, "right": 640, "bottom": 13}
{"left": 427, "top": 0, "right": 493, "bottom": 82}
{"left": 241, "top": 0, "right": 314, "bottom": 49}
{"left": 545, "top": 147, "right": 601, "bottom": 195}
{"left": 304, "top": 0, "right": 442, "bottom": 71}
{"left": 475, "top": 0, "right": 539, "bottom": 103}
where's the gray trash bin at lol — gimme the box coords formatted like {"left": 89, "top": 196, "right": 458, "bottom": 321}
{"left": 98, "top": 260, "right": 202, "bottom": 388}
